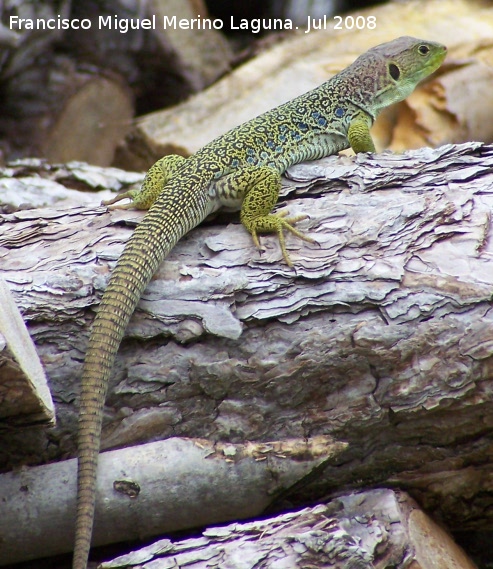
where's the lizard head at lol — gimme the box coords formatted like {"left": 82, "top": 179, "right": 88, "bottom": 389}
{"left": 358, "top": 36, "right": 447, "bottom": 117}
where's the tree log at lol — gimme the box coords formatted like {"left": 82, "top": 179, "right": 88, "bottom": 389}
{"left": 97, "top": 490, "right": 477, "bottom": 569}
{"left": 0, "top": 0, "right": 232, "bottom": 164}
{"left": 0, "top": 276, "right": 54, "bottom": 426}
{"left": 0, "top": 142, "right": 493, "bottom": 542}
{"left": 0, "top": 436, "right": 345, "bottom": 564}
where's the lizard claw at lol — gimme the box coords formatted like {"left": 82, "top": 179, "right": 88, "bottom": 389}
{"left": 101, "top": 191, "right": 137, "bottom": 209}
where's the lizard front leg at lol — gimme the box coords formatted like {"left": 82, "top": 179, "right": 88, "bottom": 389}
{"left": 234, "top": 166, "right": 315, "bottom": 267}
{"left": 103, "top": 154, "right": 187, "bottom": 210}
{"left": 347, "top": 111, "right": 376, "bottom": 153}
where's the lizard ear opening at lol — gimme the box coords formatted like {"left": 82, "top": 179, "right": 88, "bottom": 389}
{"left": 388, "top": 63, "right": 400, "bottom": 81}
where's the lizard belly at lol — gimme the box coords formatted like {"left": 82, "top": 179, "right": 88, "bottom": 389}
{"left": 207, "top": 177, "right": 245, "bottom": 210}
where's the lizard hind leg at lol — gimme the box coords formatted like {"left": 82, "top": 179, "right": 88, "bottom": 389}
{"left": 102, "top": 154, "right": 187, "bottom": 210}
{"left": 238, "top": 166, "right": 315, "bottom": 267}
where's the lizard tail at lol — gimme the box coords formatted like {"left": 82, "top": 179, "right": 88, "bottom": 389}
{"left": 73, "top": 184, "right": 210, "bottom": 569}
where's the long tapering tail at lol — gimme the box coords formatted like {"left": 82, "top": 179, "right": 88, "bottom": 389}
{"left": 73, "top": 181, "right": 210, "bottom": 569}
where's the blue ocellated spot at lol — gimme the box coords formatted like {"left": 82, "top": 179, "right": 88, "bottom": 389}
{"left": 298, "top": 122, "right": 308, "bottom": 132}
{"left": 335, "top": 107, "right": 345, "bottom": 118}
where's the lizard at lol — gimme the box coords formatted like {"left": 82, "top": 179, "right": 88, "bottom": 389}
{"left": 73, "top": 36, "right": 447, "bottom": 568}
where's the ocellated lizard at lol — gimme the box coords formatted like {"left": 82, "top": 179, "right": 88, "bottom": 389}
{"left": 73, "top": 36, "right": 447, "bottom": 568}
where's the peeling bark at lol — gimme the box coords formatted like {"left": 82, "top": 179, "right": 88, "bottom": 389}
{"left": 99, "top": 490, "right": 477, "bottom": 569}
{"left": 0, "top": 143, "right": 492, "bottom": 537}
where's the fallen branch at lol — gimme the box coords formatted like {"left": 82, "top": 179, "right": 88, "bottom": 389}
{"left": 0, "top": 436, "right": 345, "bottom": 564}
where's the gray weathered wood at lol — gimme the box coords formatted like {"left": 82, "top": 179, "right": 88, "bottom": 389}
{"left": 0, "top": 143, "right": 492, "bottom": 536}
{"left": 99, "top": 489, "right": 477, "bottom": 569}
{"left": 0, "top": 436, "right": 345, "bottom": 564}
{"left": 0, "top": 276, "right": 54, "bottom": 426}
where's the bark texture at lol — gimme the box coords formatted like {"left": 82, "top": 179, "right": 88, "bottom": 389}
{"left": 98, "top": 490, "right": 477, "bottom": 569}
{"left": 0, "top": 143, "right": 492, "bottom": 541}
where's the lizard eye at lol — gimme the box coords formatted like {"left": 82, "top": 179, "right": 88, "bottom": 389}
{"left": 389, "top": 63, "right": 400, "bottom": 80}
{"left": 418, "top": 44, "right": 430, "bottom": 55}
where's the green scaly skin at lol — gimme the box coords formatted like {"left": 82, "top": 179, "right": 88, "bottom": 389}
{"left": 73, "top": 36, "right": 446, "bottom": 568}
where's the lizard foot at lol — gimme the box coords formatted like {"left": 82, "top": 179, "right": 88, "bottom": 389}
{"left": 249, "top": 211, "right": 316, "bottom": 267}
{"left": 101, "top": 190, "right": 139, "bottom": 210}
